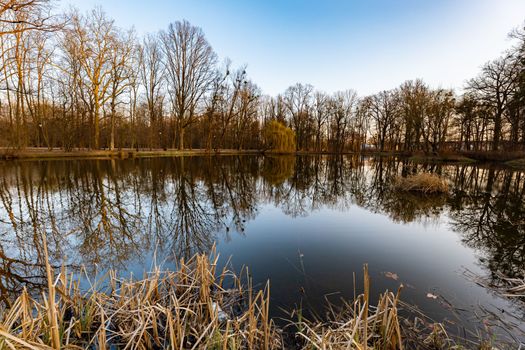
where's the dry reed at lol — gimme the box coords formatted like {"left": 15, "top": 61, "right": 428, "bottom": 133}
{"left": 0, "top": 245, "right": 281, "bottom": 349}
{"left": 394, "top": 173, "right": 449, "bottom": 194}
{"left": 2, "top": 242, "right": 499, "bottom": 349}
{"left": 465, "top": 269, "right": 525, "bottom": 304}
{"left": 292, "top": 264, "right": 404, "bottom": 350}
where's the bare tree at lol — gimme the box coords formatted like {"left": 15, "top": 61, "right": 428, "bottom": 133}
{"left": 0, "top": 0, "right": 59, "bottom": 36}
{"left": 312, "top": 91, "right": 328, "bottom": 152}
{"left": 233, "top": 79, "right": 260, "bottom": 150}
{"left": 107, "top": 29, "right": 134, "bottom": 150}
{"left": 327, "top": 90, "right": 358, "bottom": 153}
{"left": 455, "top": 93, "right": 489, "bottom": 151}
{"left": 216, "top": 63, "right": 248, "bottom": 149}
{"left": 467, "top": 55, "right": 520, "bottom": 150}
{"left": 160, "top": 20, "right": 217, "bottom": 150}
{"left": 139, "top": 33, "right": 164, "bottom": 149}
{"left": 363, "top": 90, "right": 399, "bottom": 152}
{"left": 67, "top": 8, "right": 116, "bottom": 149}
{"left": 23, "top": 30, "right": 53, "bottom": 148}
{"left": 398, "top": 79, "right": 428, "bottom": 151}
{"left": 422, "top": 89, "right": 455, "bottom": 153}
{"left": 284, "top": 83, "right": 313, "bottom": 151}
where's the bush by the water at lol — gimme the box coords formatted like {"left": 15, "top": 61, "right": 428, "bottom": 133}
{"left": 262, "top": 120, "right": 296, "bottom": 153}
{"left": 394, "top": 173, "right": 448, "bottom": 194}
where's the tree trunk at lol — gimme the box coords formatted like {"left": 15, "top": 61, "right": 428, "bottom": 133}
{"left": 94, "top": 108, "right": 100, "bottom": 149}
{"left": 179, "top": 125, "right": 184, "bottom": 150}
{"left": 493, "top": 111, "right": 502, "bottom": 151}
{"left": 110, "top": 103, "right": 116, "bottom": 150}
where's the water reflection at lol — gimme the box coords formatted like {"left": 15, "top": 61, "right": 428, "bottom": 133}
{"left": 0, "top": 156, "right": 524, "bottom": 317}
{"left": 448, "top": 168, "right": 525, "bottom": 281}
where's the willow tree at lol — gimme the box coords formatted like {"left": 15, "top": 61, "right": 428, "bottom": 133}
{"left": 262, "top": 120, "right": 296, "bottom": 153}
{"left": 161, "top": 20, "right": 217, "bottom": 150}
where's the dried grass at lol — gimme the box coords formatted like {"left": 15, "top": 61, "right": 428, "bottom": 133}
{"left": 465, "top": 269, "right": 525, "bottom": 303}
{"left": 293, "top": 264, "right": 404, "bottom": 350}
{"left": 0, "top": 242, "right": 281, "bottom": 349}
{"left": 2, "top": 240, "right": 501, "bottom": 349}
{"left": 394, "top": 173, "right": 449, "bottom": 194}
{"left": 506, "top": 158, "right": 525, "bottom": 170}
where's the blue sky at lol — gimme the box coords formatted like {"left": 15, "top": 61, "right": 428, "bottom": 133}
{"left": 61, "top": 0, "right": 525, "bottom": 96}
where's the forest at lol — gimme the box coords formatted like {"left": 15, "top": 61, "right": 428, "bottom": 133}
{"left": 0, "top": 1, "right": 524, "bottom": 154}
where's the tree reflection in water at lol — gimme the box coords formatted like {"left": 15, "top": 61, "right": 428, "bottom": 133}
{"left": 0, "top": 156, "right": 524, "bottom": 309}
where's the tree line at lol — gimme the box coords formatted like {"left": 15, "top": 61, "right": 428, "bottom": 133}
{"left": 0, "top": 1, "right": 524, "bottom": 153}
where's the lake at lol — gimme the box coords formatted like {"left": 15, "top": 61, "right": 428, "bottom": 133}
{"left": 0, "top": 155, "right": 524, "bottom": 342}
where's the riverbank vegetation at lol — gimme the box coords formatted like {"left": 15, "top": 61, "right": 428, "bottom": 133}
{"left": 0, "top": 244, "right": 502, "bottom": 349}
{"left": 0, "top": 2, "right": 524, "bottom": 157}
{"left": 0, "top": 147, "right": 263, "bottom": 160}
{"left": 394, "top": 173, "right": 449, "bottom": 194}
{"left": 0, "top": 245, "right": 281, "bottom": 349}
{"left": 506, "top": 157, "right": 525, "bottom": 169}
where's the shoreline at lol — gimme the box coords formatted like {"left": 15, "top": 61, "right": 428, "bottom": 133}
{"left": 1, "top": 148, "right": 525, "bottom": 168}
{"left": 0, "top": 148, "right": 264, "bottom": 160}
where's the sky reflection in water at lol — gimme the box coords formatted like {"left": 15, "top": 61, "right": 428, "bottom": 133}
{"left": 0, "top": 155, "right": 524, "bottom": 339}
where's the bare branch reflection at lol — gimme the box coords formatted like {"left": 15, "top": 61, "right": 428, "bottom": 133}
{"left": 0, "top": 156, "right": 523, "bottom": 305}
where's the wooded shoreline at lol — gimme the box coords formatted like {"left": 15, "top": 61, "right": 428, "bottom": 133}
{"left": 1, "top": 3, "right": 524, "bottom": 158}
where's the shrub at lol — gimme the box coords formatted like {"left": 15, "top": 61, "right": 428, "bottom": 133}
{"left": 394, "top": 173, "right": 448, "bottom": 194}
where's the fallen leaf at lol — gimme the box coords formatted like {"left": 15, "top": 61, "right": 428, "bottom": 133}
{"left": 384, "top": 272, "right": 399, "bottom": 281}
{"left": 426, "top": 292, "right": 438, "bottom": 299}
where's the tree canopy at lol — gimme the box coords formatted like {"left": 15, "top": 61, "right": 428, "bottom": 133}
{"left": 0, "top": 3, "right": 524, "bottom": 154}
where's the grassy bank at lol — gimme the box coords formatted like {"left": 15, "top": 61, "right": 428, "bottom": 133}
{"left": 364, "top": 150, "right": 525, "bottom": 166}
{"left": 2, "top": 148, "right": 525, "bottom": 170}
{"left": 0, "top": 241, "right": 509, "bottom": 349}
{"left": 407, "top": 153, "right": 476, "bottom": 164}
{"left": 506, "top": 158, "right": 525, "bottom": 170}
{"left": 0, "top": 148, "right": 263, "bottom": 160}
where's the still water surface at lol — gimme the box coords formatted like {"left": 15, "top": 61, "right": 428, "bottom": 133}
{"left": 0, "top": 156, "right": 524, "bottom": 340}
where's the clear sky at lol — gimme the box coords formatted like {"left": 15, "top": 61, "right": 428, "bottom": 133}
{"left": 60, "top": 0, "right": 525, "bottom": 96}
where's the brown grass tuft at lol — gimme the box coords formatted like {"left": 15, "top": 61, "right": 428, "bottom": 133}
{"left": 0, "top": 245, "right": 281, "bottom": 349}
{"left": 2, "top": 239, "right": 507, "bottom": 349}
{"left": 294, "top": 264, "right": 404, "bottom": 350}
{"left": 394, "top": 173, "right": 448, "bottom": 194}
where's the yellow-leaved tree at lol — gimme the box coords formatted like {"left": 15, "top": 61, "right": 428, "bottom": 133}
{"left": 262, "top": 120, "right": 296, "bottom": 153}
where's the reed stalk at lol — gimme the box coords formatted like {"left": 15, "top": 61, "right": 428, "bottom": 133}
{"left": 0, "top": 251, "right": 491, "bottom": 349}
